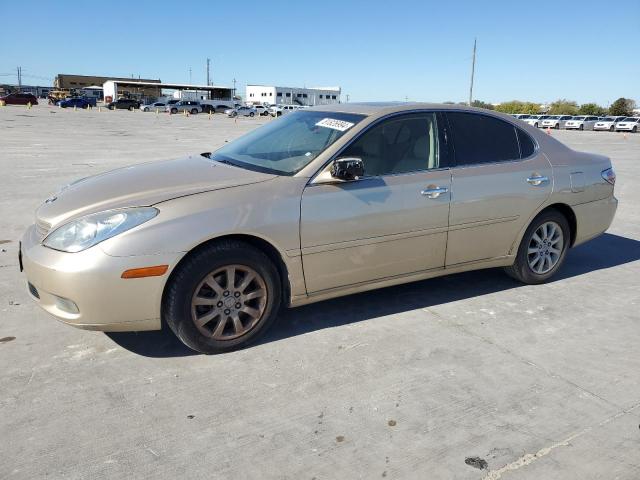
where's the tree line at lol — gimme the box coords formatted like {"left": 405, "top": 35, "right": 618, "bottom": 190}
{"left": 463, "top": 98, "right": 637, "bottom": 117}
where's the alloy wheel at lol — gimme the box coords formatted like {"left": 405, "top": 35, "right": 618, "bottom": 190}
{"left": 191, "top": 265, "right": 267, "bottom": 340}
{"left": 527, "top": 221, "right": 564, "bottom": 274}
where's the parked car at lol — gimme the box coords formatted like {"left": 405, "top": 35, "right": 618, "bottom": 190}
{"left": 564, "top": 116, "right": 599, "bottom": 130}
{"left": 614, "top": 117, "right": 640, "bottom": 132}
{"left": 254, "top": 105, "right": 270, "bottom": 116}
{"left": 141, "top": 101, "right": 167, "bottom": 112}
{"left": 20, "top": 103, "right": 618, "bottom": 353}
{"left": 522, "top": 115, "right": 545, "bottom": 128}
{"left": 269, "top": 104, "right": 302, "bottom": 117}
{"left": 107, "top": 98, "right": 140, "bottom": 111}
{"left": 200, "top": 100, "right": 238, "bottom": 114}
{"left": 58, "top": 97, "right": 95, "bottom": 109}
{"left": 593, "top": 116, "right": 626, "bottom": 132}
{"left": 0, "top": 92, "right": 38, "bottom": 105}
{"left": 540, "top": 115, "right": 573, "bottom": 130}
{"left": 166, "top": 100, "right": 202, "bottom": 115}
{"left": 227, "top": 105, "right": 257, "bottom": 117}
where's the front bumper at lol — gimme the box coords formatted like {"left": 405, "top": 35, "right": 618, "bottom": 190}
{"left": 593, "top": 124, "right": 613, "bottom": 130}
{"left": 615, "top": 125, "right": 636, "bottom": 131}
{"left": 20, "top": 224, "right": 181, "bottom": 331}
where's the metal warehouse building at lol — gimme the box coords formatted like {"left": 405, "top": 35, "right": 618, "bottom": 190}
{"left": 246, "top": 85, "right": 340, "bottom": 106}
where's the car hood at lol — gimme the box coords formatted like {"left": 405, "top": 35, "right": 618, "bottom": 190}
{"left": 36, "top": 155, "right": 275, "bottom": 228}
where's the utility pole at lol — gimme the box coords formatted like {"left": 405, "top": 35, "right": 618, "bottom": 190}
{"left": 232, "top": 78, "right": 237, "bottom": 98}
{"left": 17, "top": 66, "right": 22, "bottom": 89}
{"left": 206, "top": 58, "right": 210, "bottom": 86}
{"left": 468, "top": 38, "right": 477, "bottom": 106}
{"left": 189, "top": 67, "right": 192, "bottom": 84}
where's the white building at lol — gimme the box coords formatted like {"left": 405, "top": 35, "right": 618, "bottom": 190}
{"left": 246, "top": 85, "right": 341, "bottom": 106}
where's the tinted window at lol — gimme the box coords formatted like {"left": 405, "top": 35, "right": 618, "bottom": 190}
{"left": 447, "top": 112, "right": 520, "bottom": 165}
{"left": 340, "top": 113, "right": 440, "bottom": 176}
{"left": 516, "top": 128, "right": 535, "bottom": 158}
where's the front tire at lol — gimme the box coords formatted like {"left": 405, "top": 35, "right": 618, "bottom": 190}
{"left": 249, "top": 112, "right": 255, "bottom": 117}
{"left": 191, "top": 108, "right": 198, "bottom": 114}
{"left": 633, "top": 126, "right": 637, "bottom": 133}
{"left": 504, "top": 210, "right": 569, "bottom": 284}
{"left": 163, "top": 240, "right": 282, "bottom": 354}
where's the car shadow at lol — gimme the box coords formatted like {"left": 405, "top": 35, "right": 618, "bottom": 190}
{"left": 105, "top": 233, "right": 640, "bottom": 357}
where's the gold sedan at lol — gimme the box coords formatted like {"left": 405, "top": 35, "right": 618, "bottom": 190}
{"left": 21, "top": 103, "right": 618, "bottom": 353}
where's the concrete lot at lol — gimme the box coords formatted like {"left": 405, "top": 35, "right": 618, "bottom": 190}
{"left": 0, "top": 103, "right": 639, "bottom": 479}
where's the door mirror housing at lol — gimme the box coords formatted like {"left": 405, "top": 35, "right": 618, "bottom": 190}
{"left": 331, "top": 157, "right": 365, "bottom": 181}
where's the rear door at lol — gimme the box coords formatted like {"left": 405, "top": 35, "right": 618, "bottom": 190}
{"left": 300, "top": 112, "right": 451, "bottom": 293}
{"left": 444, "top": 112, "right": 552, "bottom": 266}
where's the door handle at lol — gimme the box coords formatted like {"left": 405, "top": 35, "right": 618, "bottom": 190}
{"left": 526, "top": 175, "right": 549, "bottom": 186}
{"left": 421, "top": 186, "right": 449, "bottom": 199}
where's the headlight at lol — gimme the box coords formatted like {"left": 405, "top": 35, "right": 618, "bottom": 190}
{"left": 43, "top": 207, "right": 158, "bottom": 253}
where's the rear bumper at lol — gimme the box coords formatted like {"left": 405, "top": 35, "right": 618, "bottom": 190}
{"left": 21, "top": 225, "right": 181, "bottom": 331}
{"left": 573, "top": 196, "right": 618, "bottom": 247}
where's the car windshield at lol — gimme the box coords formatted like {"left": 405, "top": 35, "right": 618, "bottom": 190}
{"left": 573, "top": 116, "right": 587, "bottom": 120}
{"left": 601, "top": 117, "right": 614, "bottom": 121}
{"left": 622, "top": 117, "right": 637, "bottom": 122}
{"left": 210, "top": 110, "right": 366, "bottom": 175}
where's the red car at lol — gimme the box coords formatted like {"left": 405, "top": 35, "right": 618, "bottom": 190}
{"left": 0, "top": 92, "right": 38, "bottom": 105}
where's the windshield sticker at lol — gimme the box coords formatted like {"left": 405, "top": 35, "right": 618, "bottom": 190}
{"left": 315, "top": 118, "right": 355, "bottom": 132}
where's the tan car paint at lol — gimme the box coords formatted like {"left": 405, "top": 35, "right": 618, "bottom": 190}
{"left": 22, "top": 103, "right": 617, "bottom": 332}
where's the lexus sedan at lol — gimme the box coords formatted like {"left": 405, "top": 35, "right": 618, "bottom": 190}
{"left": 614, "top": 117, "right": 640, "bottom": 132}
{"left": 20, "top": 103, "right": 618, "bottom": 354}
{"left": 593, "top": 116, "right": 627, "bottom": 132}
{"left": 564, "top": 116, "right": 599, "bottom": 130}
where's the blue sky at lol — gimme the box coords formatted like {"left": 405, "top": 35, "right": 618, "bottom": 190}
{"left": 1, "top": 0, "right": 638, "bottom": 106}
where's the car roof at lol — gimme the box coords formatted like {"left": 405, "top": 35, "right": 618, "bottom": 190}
{"left": 305, "top": 102, "right": 516, "bottom": 118}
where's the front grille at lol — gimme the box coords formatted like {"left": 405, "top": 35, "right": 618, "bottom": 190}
{"left": 35, "top": 219, "right": 51, "bottom": 241}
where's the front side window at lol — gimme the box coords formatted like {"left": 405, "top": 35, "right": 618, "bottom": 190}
{"left": 447, "top": 112, "right": 520, "bottom": 166}
{"left": 211, "top": 111, "right": 365, "bottom": 175}
{"left": 340, "top": 113, "right": 440, "bottom": 177}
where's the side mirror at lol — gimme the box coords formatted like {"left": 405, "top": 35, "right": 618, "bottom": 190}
{"left": 331, "top": 157, "right": 365, "bottom": 181}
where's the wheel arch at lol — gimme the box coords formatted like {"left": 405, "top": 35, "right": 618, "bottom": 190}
{"left": 162, "top": 233, "right": 292, "bottom": 312}
{"left": 510, "top": 202, "right": 578, "bottom": 256}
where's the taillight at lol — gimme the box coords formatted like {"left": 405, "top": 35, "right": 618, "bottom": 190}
{"left": 601, "top": 168, "right": 616, "bottom": 185}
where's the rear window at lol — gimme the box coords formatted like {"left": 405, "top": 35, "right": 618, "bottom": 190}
{"left": 447, "top": 112, "right": 520, "bottom": 166}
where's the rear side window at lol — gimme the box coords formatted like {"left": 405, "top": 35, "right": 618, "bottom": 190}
{"left": 516, "top": 128, "right": 535, "bottom": 158}
{"left": 447, "top": 112, "right": 520, "bottom": 166}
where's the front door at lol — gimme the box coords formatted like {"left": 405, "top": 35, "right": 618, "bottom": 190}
{"left": 444, "top": 112, "right": 553, "bottom": 266}
{"left": 300, "top": 112, "right": 451, "bottom": 293}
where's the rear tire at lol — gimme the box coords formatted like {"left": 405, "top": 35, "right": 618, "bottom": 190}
{"left": 633, "top": 126, "right": 637, "bottom": 133}
{"left": 504, "top": 210, "right": 570, "bottom": 284}
{"left": 191, "top": 108, "right": 198, "bottom": 114}
{"left": 579, "top": 124, "right": 584, "bottom": 130}
{"left": 171, "top": 108, "right": 178, "bottom": 114}
{"left": 249, "top": 112, "right": 255, "bottom": 117}
{"left": 163, "top": 240, "right": 282, "bottom": 354}
{"left": 610, "top": 125, "right": 614, "bottom": 132}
